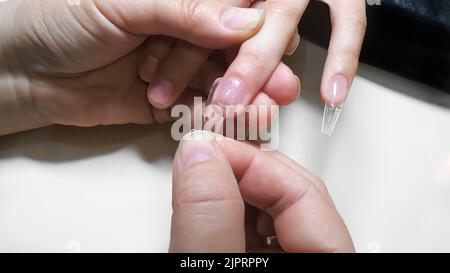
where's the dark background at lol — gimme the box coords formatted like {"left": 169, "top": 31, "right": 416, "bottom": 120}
{"left": 299, "top": 0, "right": 450, "bottom": 93}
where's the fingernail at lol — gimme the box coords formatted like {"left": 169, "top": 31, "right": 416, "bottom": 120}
{"left": 179, "top": 130, "right": 219, "bottom": 168}
{"left": 209, "top": 77, "right": 247, "bottom": 106}
{"left": 222, "top": 8, "right": 264, "bottom": 32}
{"left": 147, "top": 78, "right": 174, "bottom": 106}
{"left": 295, "top": 75, "right": 301, "bottom": 99}
{"left": 324, "top": 74, "right": 349, "bottom": 106}
{"left": 287, "top": 34, "right": 300, "bottom": 56}
{"left": 206, "top": 78, "right": 222, "bottom": 105}
{"left": 139, "top": 56, "right": 159, "bottom": 82}
{"left": 320, "top": 74, "right": 348, "bottom": 136}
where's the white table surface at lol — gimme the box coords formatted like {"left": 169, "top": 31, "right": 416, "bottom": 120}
{"left": 0, "top": 41, "right": 449, "bottom": 253}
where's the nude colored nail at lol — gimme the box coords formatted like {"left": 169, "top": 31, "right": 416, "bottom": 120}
{"left": 324, "top": 74, "right": 348, "bottom": 106}
{"left": 222, "top": 8, "right": 264, "bottom": 32}
{"left": 209, "top": 77, "right": 247, "bottom": 106}
{"left": 148, "top": 78, "right": 175, "bottom": 106}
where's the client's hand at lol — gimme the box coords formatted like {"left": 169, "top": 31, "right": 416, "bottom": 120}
{"left": 1, "top": 0, "right": 299, "bottom": 135}
{"left": 170, "top": 130, "right": 355, "bottom": 252}
{"left": 139, "top": 0, "right": 301, "bottom": 110}
{"left": 142, "top": 0, "right": 367, "bottom": 112}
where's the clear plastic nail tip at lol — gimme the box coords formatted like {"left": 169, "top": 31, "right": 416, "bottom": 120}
{"left": 206, "top": 78, "right": 222, "bottom": 105}
{"left": 321, "top": 104, "right": 342, "bottom": 136}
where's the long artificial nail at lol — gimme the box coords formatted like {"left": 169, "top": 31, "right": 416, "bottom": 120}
{"left": 321, "top": 104, "right": 342, "bottom": 136}
{"left": 207, "top": 78, "right": 222, "bottom": 106}
{"left": 321, "top": 75, "right": 348, "bottom": 136}
{"left": 148, "top": 78, "right": 175, "bottom": 106}
{"left": 179, "top": 130, "right": 219, "bottom": 168}
{"left": 222, "top": 8, "right": 264, "bottom": 32}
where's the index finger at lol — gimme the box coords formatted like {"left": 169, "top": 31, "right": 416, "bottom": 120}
{"left": 215, "top": 137, "right": 355, "bottom": 253}
{"left": 208, "top": 0, "right": 310, "bottom": 108}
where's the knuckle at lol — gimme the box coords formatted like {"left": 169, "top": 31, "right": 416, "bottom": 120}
{"left": 238, "top": 45, "right": 267, "bottom": 70}
{"left": 179, "top": 0, "right": 204, "bottom": 28}
{"left": 267, "top": 1, "right": 301, "bottom": 19}
{"left": 173, "top": 170, "right": 242, "bottom": 209}
{"left": 332, "top": 47, "right": 361, "bottom": 62}
{"left": 343, "top": 13, "right": 367, "bottom": 30}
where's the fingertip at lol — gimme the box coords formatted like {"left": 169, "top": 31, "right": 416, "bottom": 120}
{"left": 264, "top": 63, "right": 301, "bottom": 105}
{"left": 139, "top": 55, "right": 159, "bottom": 83}
{"left": 320, "top": 74, "right": 349, "bottom": 107}
{"left": 171, "top": 130, "right": 245, "bottom": 253}
{"left": 147, "top": 77, "right": 175, "bottom": 109}
{"left": 248, "top": 92, "right": 278, "bottom": 129}
{"left": 285, "top": 32, "right": 300, "bottom": 56}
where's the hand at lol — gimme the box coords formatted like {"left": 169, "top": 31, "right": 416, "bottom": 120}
{"left": 210, "top": 0, "right": 366, "bottom": 109}
{"left": 0, "top": 0, "right": 269, "bottom": 135}
{"left": 139, "top": 0, "right": 301, "bottom": 110}
{"left": 139, "top": 34, "right": 300, "bottom": 109}
{"left": 140, "top": 0, "right": 366, "bottom": 111}
{"left": 170, "top": 130, "right": 355, "bottom": 252}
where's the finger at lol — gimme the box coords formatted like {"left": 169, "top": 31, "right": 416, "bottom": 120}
{"left": 247, "top": 92, "right": 278, "bottom": 131}
{"left": 264, "top": 151, "right": 330, "bottom": 195}
{"left": 320, "top": 0, "right": 367, "bottom": 106}
{"left": 192, "top": 59, "right": 300, "bottom": 106}
{"left": 95, "top": 0, "right": 264, "bottom": 49}
{"left": 145, "top": 0, "right": 255, "bottom": 108}
{"left": 223, "top": 42, "right": 301, "bottom": 105}
{"left": 170, "top": 130, "right": 246, "bottom": 252}
{"left": 250, "top": 0, "right": 300, "bottom": 56}
{"left": 147, "top": 87, "right": 277, "bottom": 129}
{"left": 262, "top": 62, "right": 300, "bottom": 106}
{"left": 207, "top": 65, "right": 300, "bottom": 112}
{"left": 118, "top": 76, "right": 155, "bottom": 125}
{"left": 191, "top": 63, "right": 280, "bottom": 134}
{"left": 286, "top": 32, "right": 301, "bottom": 56}
{"left": 214, "top": 138, "right": 355, "bottom": 252}
{"left": 139, "top": 37, "right": 175, "bottom": 83}
{"left": 189, "top": 60, "right": 226, "bottom": 93}
{"left": 208, "top": 0, "right": 309, "bottom": 108}
{"left": 147, "top": 41, "right": 211, "bottom": 108}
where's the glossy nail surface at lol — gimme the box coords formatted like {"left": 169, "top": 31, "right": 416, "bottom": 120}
{"left": 222, "top": 8, "right": 264, "bottom": 32}
{"left": 321, "top": 74, "right": 349, "bottom": 136}
{"left": 324, "top": 74, "right": 348, "bottom": 106}
{"left": 209, "top": 77, "right": 247, "bottom": 107}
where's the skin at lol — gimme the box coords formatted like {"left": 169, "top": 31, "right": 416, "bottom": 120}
{"left": 171, "top": 130, "right": 355, "bottom": 252}
{"left": 0, "top": 0, "right": 299, "bottom": 136}
{"left": 142, "top": 0, "right": 366, "bottom": 110}
{"left": 0, "top": 1, "right": 355, "bottom": 251}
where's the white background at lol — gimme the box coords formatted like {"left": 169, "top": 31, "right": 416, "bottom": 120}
{"left": 0, "top": 41, "right": 449, "bottom": 252}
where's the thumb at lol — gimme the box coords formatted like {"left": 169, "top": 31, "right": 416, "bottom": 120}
{"left": 94, "top": 0, "right": 264, "bottom": 49}
{"left": 170, "top": 130, "right": 245, "bottom": 253}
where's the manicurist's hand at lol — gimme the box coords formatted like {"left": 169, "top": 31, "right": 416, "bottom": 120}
{"left": 170, "top": 130, "right": 355, "bottom": 252}
{"left": 1, "top": 0, "right": 299, "bottom": 135}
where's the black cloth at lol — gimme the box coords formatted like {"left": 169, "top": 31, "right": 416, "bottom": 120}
{"left": 299, "top": 0, "right": 450, "bottom": 93}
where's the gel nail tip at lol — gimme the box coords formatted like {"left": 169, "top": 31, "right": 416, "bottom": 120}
{"left": 206, "top": 78, "right": 222, "bottom": 106}
{"left": 321, "top": 104, "right": 343, "bottom": 136}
